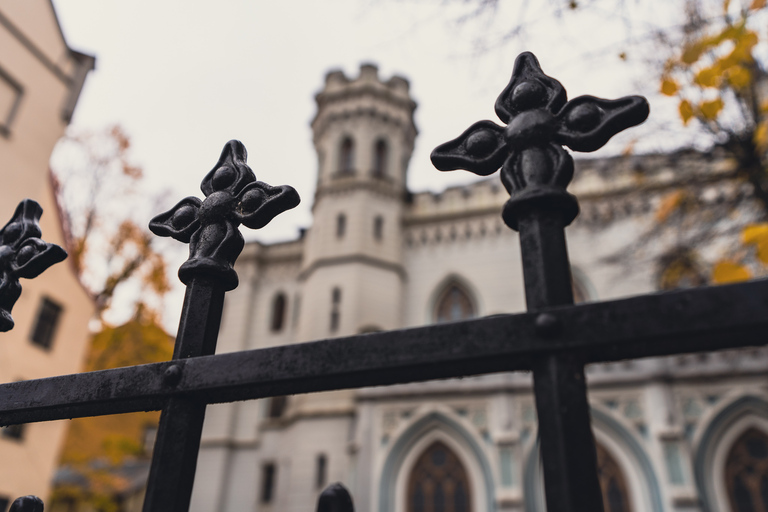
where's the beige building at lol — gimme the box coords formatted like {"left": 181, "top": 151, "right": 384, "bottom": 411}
{"left": 0, "top": 0, "right": 94, "bottom": 507}
{"left": 190, "top": 65, "right": 768, "bottom": 512}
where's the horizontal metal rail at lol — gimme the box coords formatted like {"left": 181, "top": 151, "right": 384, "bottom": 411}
{"left": 1, "top": 277, "right": 766, "bottom": 426}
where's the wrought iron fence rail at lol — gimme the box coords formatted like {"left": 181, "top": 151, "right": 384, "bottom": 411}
{"left": 1, "top": 277, "right": 766, "bottom": 428}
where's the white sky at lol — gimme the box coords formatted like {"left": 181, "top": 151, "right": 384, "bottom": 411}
{"left": 49, "top": 0, "right": 707, "bottom": 329}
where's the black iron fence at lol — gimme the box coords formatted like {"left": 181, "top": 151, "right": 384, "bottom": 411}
{"left": 1, "top": 52, "right": 766, "bottom": 512}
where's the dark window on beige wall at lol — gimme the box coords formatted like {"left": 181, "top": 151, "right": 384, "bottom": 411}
{"left": 30, "top": 297, "right": 63, "bottom": 350}
{"left": 373, "top": 139, "right": 388, "bottom": 177}
{"left": 337, "top": 214, "right": 346, "bottom": 239}
{"left": 725, "top": 428, "right": 768, "bottom": 512}
{"left": 374, "top": 216, "right": 384, "bottom": 240}
{"left": 260, "top": 462, "right": 277, "bottom": 503}
{"left": 270, "top": 293, "right": 287, "bottom": 332}
{"left": 1, "top": 423, "right": 25, "bottom": 441}
{"left": 435, "top": 285, "right": 475, "bottom": 323}
{"left": 338, "top": 137, "right": 355, "bottom": 175}
{"left": 316, "top": 454, "right": 327, "bottom": 489}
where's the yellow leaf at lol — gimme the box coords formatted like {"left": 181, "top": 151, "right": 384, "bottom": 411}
{"left": 725, "top": 65, "right": 752, "bottom": 89}
{"left": 723, "top": 0, "right": 731, "bottom": 12}
{"left": 679, "top": 99, "right": 694, "bottom": 124}
{"left": 660, "top": 78, "right": 679, "bottom": 96}
{"left": 750, "top": 0, "right": 766, "bottom": 9}
{"left": 712, "top": 260, "right": 752, "bottom": 283}
{"left": 743, "top": 223, "right": 768, "bottom": 264}
{"left": 694, "top": 67, "right": 720, "bottom": 88}
{"left": 760, "top": 100, "right": 768, "bottom": 113}
{"left": 681, "top": 43, "right": 705, "bottom": 64}
{"left": 754, "top": 120, "right": 768, "bottom": 152}
{"left": 656, "top": 190, "right": 685, "bottom": 222}
{"left": 700, "top": 98, "right": 724, "bottom": 120}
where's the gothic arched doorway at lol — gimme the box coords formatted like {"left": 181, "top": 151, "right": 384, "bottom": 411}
{"left": 725, "top": 428, "right": 768, "bottom": 512}
{"left": 407, "top": 441, "right": 472, "bottom": 512}
{"left": 596, "top": 443, "right": 633, "bottom": 512}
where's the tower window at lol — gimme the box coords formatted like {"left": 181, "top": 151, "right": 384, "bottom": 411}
{"left": 336, "top": 214, "right": 347, "bottom": 239}
{"left": 373, "top": 139, "right": 388, "bottom": 178}
{"left": 330, "top": 288, "right": 341, "bottom": 333}
{"left": 30, "top": 297, "right": 63, "bottom": 350}
{"left": 260, "top": 462, "right": 277, "bottom": 503}
{"left": 725, "top": 428, "right": 768, "bottom": 512}
{"left": 270, "top": 293, "right": 287, "bottom": 332}
{"left": 374, "top": 216, "right": 384, "bottom": 241}
{"left": 316, "top": 454, "right": 327, "bottom": 489}
{"left": 338, "top": 137, "right": 355, "bottom": 175}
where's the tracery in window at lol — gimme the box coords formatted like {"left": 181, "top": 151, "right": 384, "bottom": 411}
{"left": 725, "top": 428, "right": 768, "bottom": 512}
{"left": 435, "top": 284, "right": 475, "bottom": 323}
{"left": 373, "top": 139, "right": 388, "bottom": 178}
{"left": 596, "top": 443, "right": 632, "bottom": 512}
{"left": 339, "top": 136, "right": 355, "bottom": 175}
{"left": 407, "top": 441, "right": 471, "bottom": 512}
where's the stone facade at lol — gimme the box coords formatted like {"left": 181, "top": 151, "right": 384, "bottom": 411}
{"left": 0, "top": 0, "right": 95, "bottom": 505}
{"left": 190, "top": 64, "right": 768, "bottom": 512}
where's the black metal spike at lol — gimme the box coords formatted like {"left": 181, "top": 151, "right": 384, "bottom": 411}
{"left": 10, "top": 496, "right": 43, "bottom": 512}
{"left": 316, "top": 483, "right": 354, "bottom": 512}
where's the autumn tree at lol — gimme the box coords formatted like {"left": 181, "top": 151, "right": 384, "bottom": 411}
{"left": 50, "top": 125, "right": 170, "bottom": 322}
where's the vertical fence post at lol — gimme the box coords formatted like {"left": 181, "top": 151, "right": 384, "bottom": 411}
{"left": 432, "top": 52, "right": 649, "bottom": 511}
{"left": 143, "top": 140, "right": 299, "bottom": 512}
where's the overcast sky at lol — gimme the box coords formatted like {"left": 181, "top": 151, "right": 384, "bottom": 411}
{"left": 50, "top": 0, "right": 700, "bottom": 328}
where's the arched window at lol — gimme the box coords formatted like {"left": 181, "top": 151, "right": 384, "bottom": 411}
{"left": 407, "top": 441, "right": 471, "bottom": 512}
{"left": 435, "top": 284, "right": 475, "bottom": 323}
{"left": 373, "top": 139, "right": 388, "bottom": 178}
{"left": 374, "top": 215, "right": 384, "bottom": 241}
{"left": 596, "top": 443, "right": 633, "bottom": 512}
{"left": 725, "top": 428, "right": 768, "bottom": 512}
{"left": 337, "top": 213, "right": 347, "bottom": 239}
{"left": 339, "top": 137, "right": 355, "bottom": 175}
{"left": 270, "top": 293, "right": 287, "bottom": 332}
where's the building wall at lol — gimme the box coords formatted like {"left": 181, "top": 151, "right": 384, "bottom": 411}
{"left": 0, "top": 0, "right": 94, "bottom": 504}
{"left": 191, "top": 64, "right": 768, "bottom": 512}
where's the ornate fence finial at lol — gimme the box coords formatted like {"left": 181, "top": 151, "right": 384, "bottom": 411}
{"left": 0, "top": 200, "right": 67, "bottom": 332}
{"left": 316, "top": 483, "right": 354, "bottom": 512}
{"left": 10, "top": 496, "right": 43, "bottom": 512}
{"left": 431, "top": 52, "right": 649, "bottom": 230}
{"left": 149, "top": 140, "right": 300, "bottom": 290}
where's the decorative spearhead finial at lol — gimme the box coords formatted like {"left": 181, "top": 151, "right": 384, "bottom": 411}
{"left": 316, "top": 483, "right": 355, "bottom": 512}
{"left": 10, "top": 495, "right": 44, "bottom": 512}
{"left": 0, "top": 200, "right": 67, "bottom": 332}
{"left": 150, "top": 140, "right": 300, "bottom": 290}
{"left": 431, "top": 52, "right": 649, "bottom": 229}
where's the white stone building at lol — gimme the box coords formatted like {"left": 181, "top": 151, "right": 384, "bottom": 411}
{"left": 190, "top": 64, "right": 768, "bottom": 512}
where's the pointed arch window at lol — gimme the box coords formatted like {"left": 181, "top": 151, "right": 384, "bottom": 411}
{"left": 407, "top": 441, "right": 471, "bottom": 512}
{"left": 596, "top": 443, "right": 633, "bottom": 512}
{"left": 339, "top": 137, "right": 355, "bottom": 175}
{"left": 435, "top": 284, "right": 475, "bottom": 323}
{"left": 725, "top": 428, "right": 768, "bottom": 512}
{"left": 270, "top": 292, "right": 287, "bottom": 332}
{"left": 373, "top": 139, "right": 388, "bottom": 178}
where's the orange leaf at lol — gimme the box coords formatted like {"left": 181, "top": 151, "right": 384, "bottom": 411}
{"left": 712, "top": 260, "right": 752, "bottom": 283}
{"left": 679, "top": 100, "right": 694, "bottom": 124}
{"left": 656, "top": 190, "right": 685, "bottom": 222}
{"left": 726, "top": 65, "right": 752, "bottom": 89}
{"left": 694, "top": 67, "right": 720, "bottom": 88}
{"left": 750, "top": 0, "right": 766, "bottom": 9}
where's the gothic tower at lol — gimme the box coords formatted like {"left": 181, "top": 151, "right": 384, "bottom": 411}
{"left": 298, "top": 64, "right": 417, "bottom": 342}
